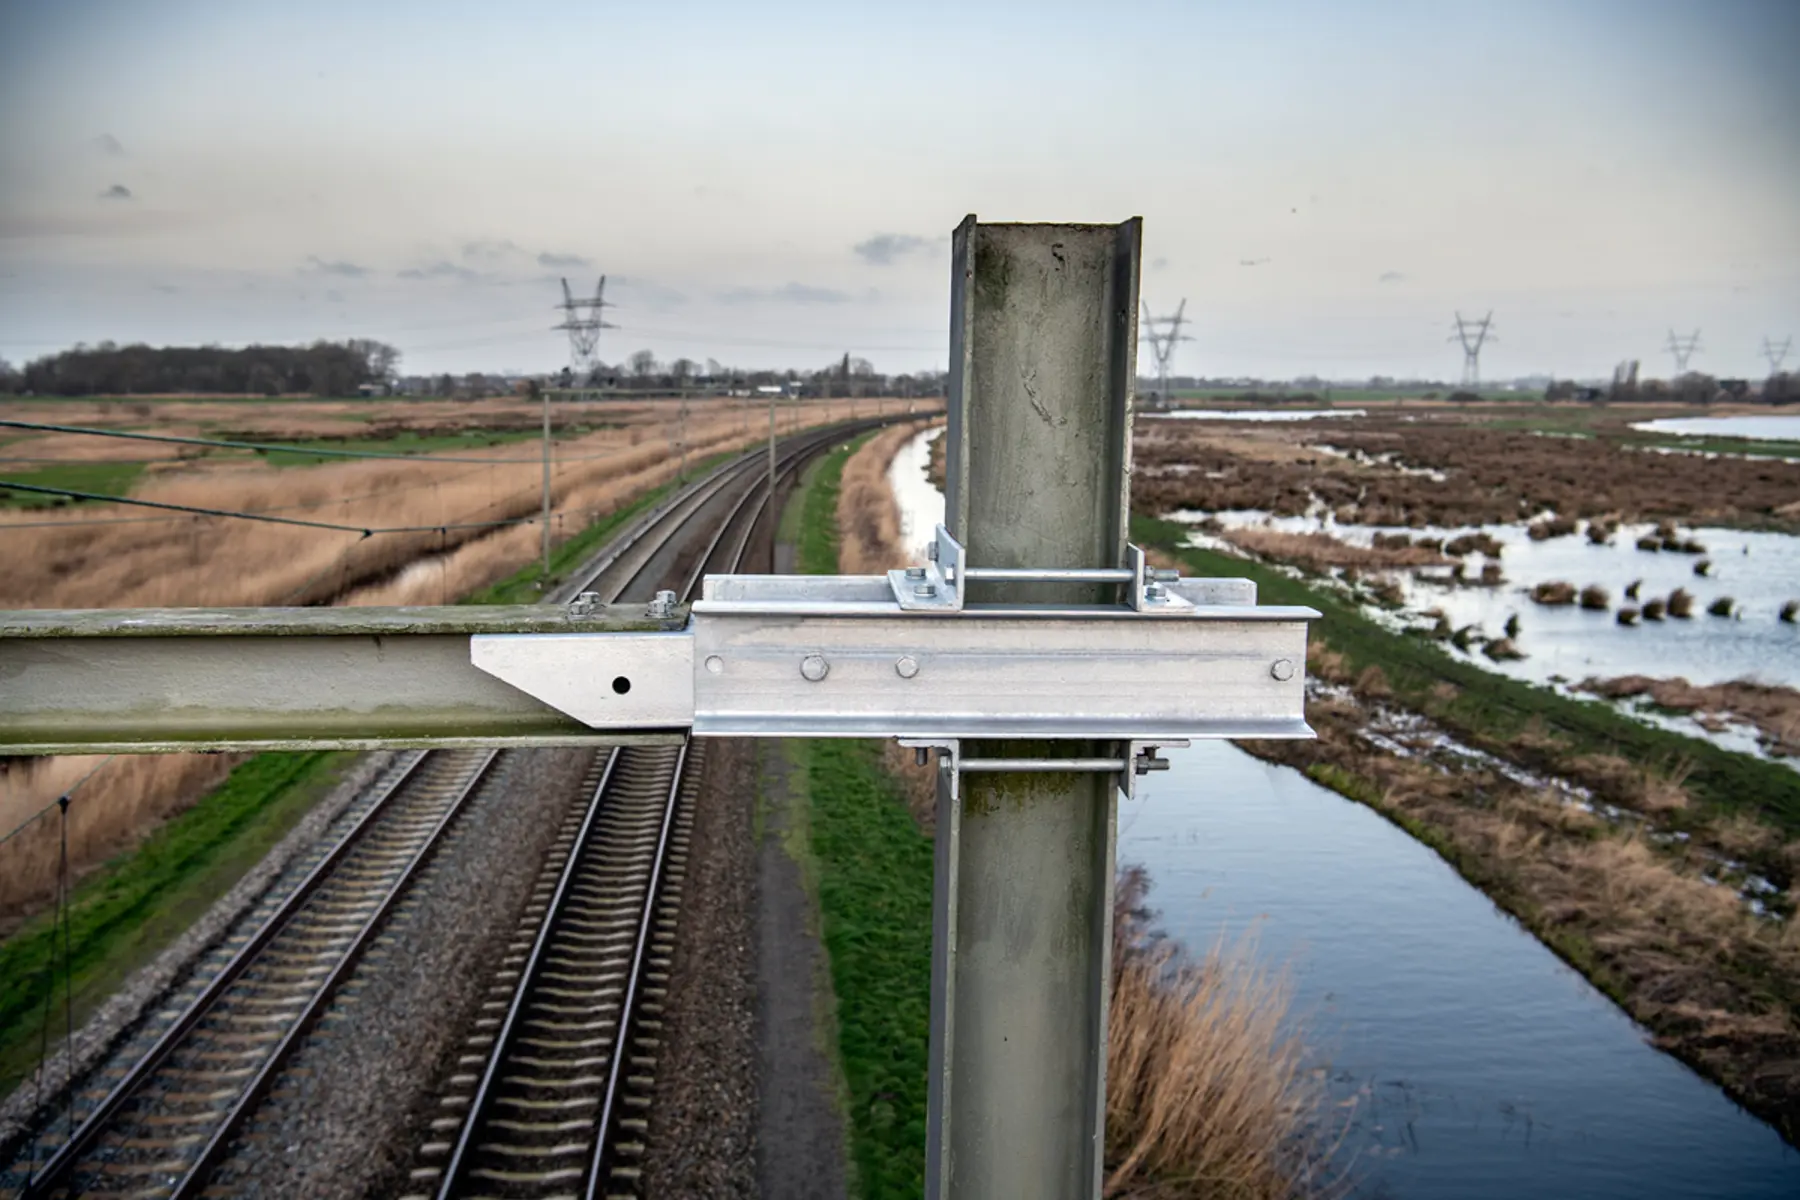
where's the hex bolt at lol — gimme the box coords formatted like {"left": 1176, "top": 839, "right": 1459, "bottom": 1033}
{"left": 1149, "top": 568, "right": 1180, "bottom": 583}
{"left": 894, "top": 655, "right": 920, "bottom": 679}
{"left": 1270, "top": 658, "right": 1296, "bottom": 681}
{"left": 800, "top": 654, "right": 830, "bottom": 682}
{"left": 647, "top": 589, "right": 677, "bottom": 619}
{"left": 905, "top": 566, "right": 928, "bottom": 580}
{"left": 927, "top": 541, "right": 939, "bottom": 561}
{"left": 1133, "top": 746, "right": 1172, "bottom": 776}
{"left": 914, "top": 746, "right": 929, "bottom": 767}
{"left": 913, "top": 583, "right": 937, "bottom": 598}
{"left": 1144, "top": 582, "right": 1165, "bottom": 601}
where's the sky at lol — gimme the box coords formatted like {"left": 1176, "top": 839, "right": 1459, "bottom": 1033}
{"left": 1, "top": 0, "right": 1797, "bottom": 382}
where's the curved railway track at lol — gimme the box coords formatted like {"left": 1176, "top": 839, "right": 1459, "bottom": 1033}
{"left": 4, "top": 415, "right": 900, "bottom": 1199}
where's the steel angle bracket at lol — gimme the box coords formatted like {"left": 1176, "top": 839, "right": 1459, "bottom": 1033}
{"left": 897, "top": 738, "right": 1190, "bottom": 802}
{"left": 470, "top": 544, "right": 1319, "bottom": 761}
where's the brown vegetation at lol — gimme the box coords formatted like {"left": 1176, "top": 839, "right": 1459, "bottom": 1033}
{"left": 1531, "top": 581, "right": 1577, "bottom": 606}
{"left": 1579, "top": 584, "right": 1610, "bottom": 611}
{"left": 1218, "top": 528, "right": 1449, "bottom": 573}
{"left": 1106, "top": 867, "right": 1333, "bottom": 1199}
{"left": 1579, "top": 676, "right": 1800, "bottom": 758}
{"left": 1668, "top": 587, "right": 1696, "bottom": 619}
{"left": 1132, "top": 411, "right": 1800, "bottom": 532}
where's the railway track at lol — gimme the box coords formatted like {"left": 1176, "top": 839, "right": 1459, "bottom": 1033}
{"left": 9, "top": 749, "right": 502, "bottom": 1198}
{"left": 412, "top": 418, "right": 865, "bottom": 1199}
{"left": 3, "top": 415, "right": 898, "bottom": 1199}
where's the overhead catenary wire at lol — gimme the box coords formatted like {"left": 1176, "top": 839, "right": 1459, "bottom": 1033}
{"left": 0, "top": 482, "right": 547, "bottom": 537}
{"left": 0, "top": 459, "right": 517, "bottom": 530}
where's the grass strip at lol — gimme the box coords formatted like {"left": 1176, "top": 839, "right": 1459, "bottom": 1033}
{"left": 0, "top": 461, "right": 146, "bottom": 509}
{"left": 1134, "top": 514, "right": 1800, "bottom": 833}
{"left": 789, "top": 432, "right": 934, "bottom": 1196}
{"left": 0, "top": 752, "right": 349, "bottom": 1095}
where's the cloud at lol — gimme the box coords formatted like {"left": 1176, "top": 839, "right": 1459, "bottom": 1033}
{"left": 717, "top": 281, "right": 854, "bottom": 305}
{"left": 305, "top": 255, "right": 371, "bottom": 278}
{"left": 99, "top": 184, "right": 132, "bottom": 201}
{"left": 463, "top": 239, "right": 524, "bottom": 262}
{"left": 852, "top": 233, "right": 942, "bottom": 266}
{"left": 398, "top": 260, "right": 484, "bottom": 283}
{"left": 609, "top": 275, "right": 687, "bottom": 308}
{"left": 92, "top": 134, "right": 126, "bottom": 157}
{"left": 1378, "top": 270, "right": 1406, "bottom": 284}
{"left": 538, "top": 251, "right": 592, "bottom": 269}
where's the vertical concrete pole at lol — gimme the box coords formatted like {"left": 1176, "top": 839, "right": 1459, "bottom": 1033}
{"left": 927, "top": 216, "right": 1141, "bottom": 1199}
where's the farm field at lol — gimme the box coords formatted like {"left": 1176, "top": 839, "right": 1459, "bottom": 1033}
{"left": 0, "top": 394, "right": 888, "bottom": 923}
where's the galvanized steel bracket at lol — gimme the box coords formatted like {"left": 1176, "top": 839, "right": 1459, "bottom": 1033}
{"left": 470, "top": 529, "right": 1317, "bottom": 774}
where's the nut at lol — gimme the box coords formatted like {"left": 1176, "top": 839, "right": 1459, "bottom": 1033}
{"left": 800, "top": 654, "right": 830, "bottom": 682}
{"left": 895, "top": 655, "right": 920, "bottom": 679}
{"left": 913, "top": 583, "right": 937, "bottom": 598}
{"left": 1270, "top": 658, "right": 1296, "bottom": 681}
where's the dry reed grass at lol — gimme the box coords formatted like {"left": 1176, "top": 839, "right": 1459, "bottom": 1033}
{"left": 1219, "top": 529, "right": 1448, "bottom": 573}
{"left": 1106, "top": 866, "right": 1334, "bottom": 1200}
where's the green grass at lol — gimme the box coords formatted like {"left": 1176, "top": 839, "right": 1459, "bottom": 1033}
{"left": 1624, "top": 434, "right": 1800, "bottom": 462}
{"left": 459, "top": 451, "right": 737, "bottom": 604}
{"left": 1135, "top": 514, "right": 1800, "bottom": 834}
{"left": 799, "top": 738, "right": 934, "bottom": 1197}
{"left": 254, "top": 428, "right": 583, "bottom": 467}
{"left": 0, "top": 460, "right": 146, "bottom": 508}
{"left": 788, "top": 431, "right": 934, "bottom": 1196}
{"left": 0, "top": 752, "right": 351, "bottom": 1095}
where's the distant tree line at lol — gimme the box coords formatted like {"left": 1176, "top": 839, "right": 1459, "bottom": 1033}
{"left": 519, "top": 350, "right": 946, "bottom": 400}
{"left": 0, "top": 339, "right": 400, "bottom": 397}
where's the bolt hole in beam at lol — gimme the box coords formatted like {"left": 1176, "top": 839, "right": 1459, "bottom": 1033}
{"left": 612, "top": 676, "right": 631, "bottom": 695}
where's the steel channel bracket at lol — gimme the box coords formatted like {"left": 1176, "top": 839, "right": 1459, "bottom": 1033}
{"left": 472, "top": 527, "right": 1317, "bottom": 799}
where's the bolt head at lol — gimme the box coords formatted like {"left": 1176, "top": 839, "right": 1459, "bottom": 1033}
{"left": 905, "top": 566, "right": 927, "bottom": 580}
{"left": 1270, "top": 657, "right": 1296, "bottom": 682}
{"left": 1145, "top": 582, "right": 1165, "bottom": 601}
{"left": 704, "top": 655, "right": 725, "bottom": 675}
{"left": 913, "top": 583, "right": 937, "bottom": 598}
{"left": 895, "top": 655, "right": 920, "bottom": 679}
{"left": 800, "top": 654, "right": 830, "bottom": 682}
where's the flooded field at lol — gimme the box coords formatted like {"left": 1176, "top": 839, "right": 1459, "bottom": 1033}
{"left": 1178, "top": 510, "right": 1800, "bottom": 690}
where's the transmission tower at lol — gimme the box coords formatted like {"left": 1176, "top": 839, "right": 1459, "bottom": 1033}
{"left": 1140, "top": 300, "right": 1193, "bottom": 408}
{"left": 1664, "top": 329, "right": 1702, "bottom": 376}
{"left": 1762, "top": 335, "right": 1792, "bottom": 375}
{"left": 1448, "top": 311, "right": 1496, "bottom": 388}
{"left": 554, "top": 277, "right": 616, "bottom": 380}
